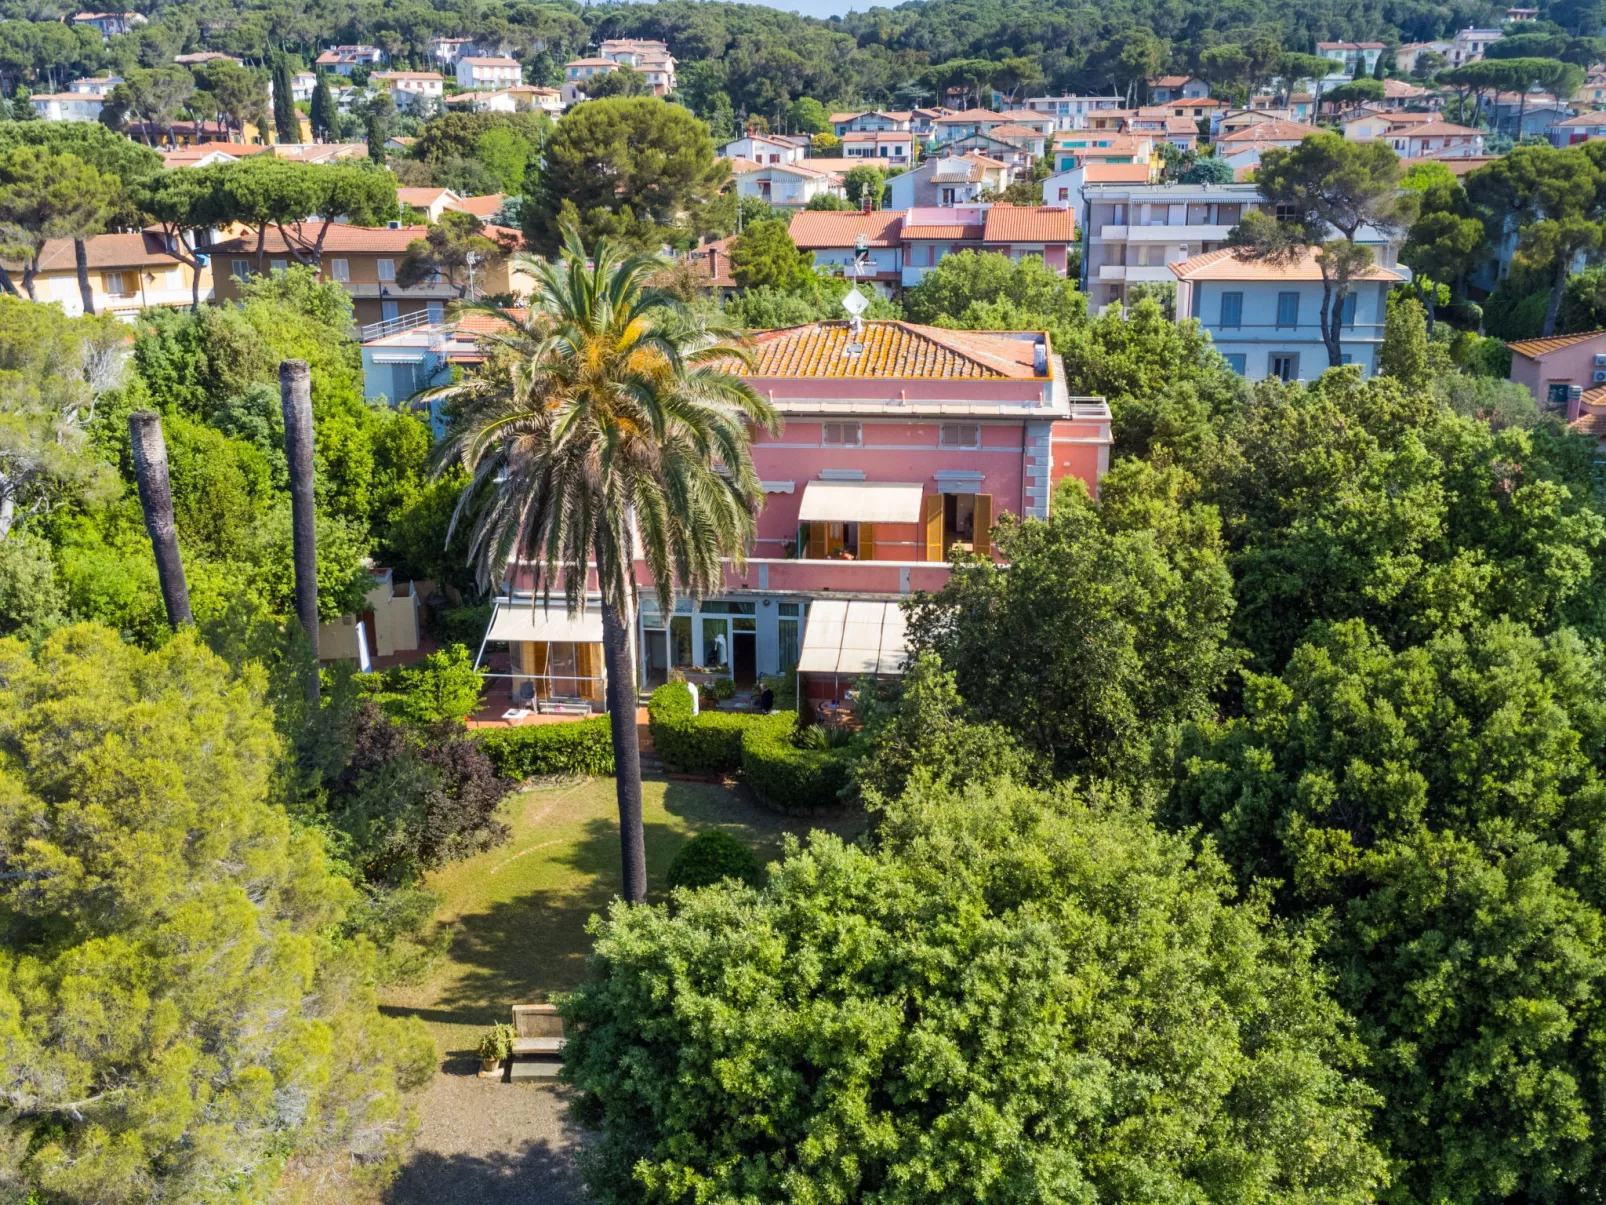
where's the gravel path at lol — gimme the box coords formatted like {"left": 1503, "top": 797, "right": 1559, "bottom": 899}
{"left": 384, "top": 1056, "right": 587, "bottom": 1205}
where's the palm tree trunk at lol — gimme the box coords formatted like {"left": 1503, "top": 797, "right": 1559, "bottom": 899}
{"left": 128, "top": 411, "right": 193, "bottom": 629}
{"left": 279, "top": 359, "right": 321, "bottom": 699}
{"left": 598, "top": 579, "right": 647, "bottom": 904}
{"left": 74, "top": 238, "right": 96, "bottom": 316}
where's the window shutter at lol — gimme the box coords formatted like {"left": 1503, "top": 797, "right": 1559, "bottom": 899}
{"left": 858, "top": 522, "right": 876, "bottom": 561}
{"left": 974, "top": 494, "right": 994, "bottom": 559}
{"left": 924, "top": 494, "right": 944, "bottom": 561}
{"left": 807, "top": 521, "right": 827, "bottom": 559}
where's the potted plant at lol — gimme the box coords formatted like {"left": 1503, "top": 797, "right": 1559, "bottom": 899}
{"left": 477, "top": 1022, "right": 516, "bottom": 1073}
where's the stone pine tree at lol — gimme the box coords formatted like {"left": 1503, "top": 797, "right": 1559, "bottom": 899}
{"left": 271, "top": 54, "right": 299, "bottom": 144}
{"left": 279, "top": 359, "right": 319, "bottom": 698}
{"left": 127, "top": 410, "right": 193, "bottom": 629}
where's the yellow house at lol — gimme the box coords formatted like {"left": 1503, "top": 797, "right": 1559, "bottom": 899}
{"left": 3, "top": 232, "right": 211, "bottom": 318}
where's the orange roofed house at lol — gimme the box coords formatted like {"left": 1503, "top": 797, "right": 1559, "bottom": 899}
{"left": 480, "top": 321, "right": 1112, "bottom": 708}
{"left": 3, "top": 231, "right": 211, "bottom": 318}
{"left": 1506, "top": 329, "right": 1606, "bottom": 411}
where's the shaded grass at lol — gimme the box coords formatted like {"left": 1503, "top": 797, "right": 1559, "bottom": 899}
{"left": 379, "top": 776, "right": 860, "bottom": 1056}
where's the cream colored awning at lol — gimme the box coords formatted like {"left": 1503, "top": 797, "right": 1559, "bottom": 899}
{"left": 485, "top": 601, "right": 605, "bottom": 644}
{"left": 797, "top": 481, "right": 925, "bottom": 524}
{"left": 797, "top": 599, "right": 909, "bottom": 675}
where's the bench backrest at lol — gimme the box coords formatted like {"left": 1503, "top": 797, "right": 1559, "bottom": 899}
{"left": 512, "top": 1003, "right": 565, "bottom": 1039}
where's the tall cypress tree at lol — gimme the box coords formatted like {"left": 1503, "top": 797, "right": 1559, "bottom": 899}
{"left": 271, "top": 55, "right": 299, "bottom": 144}
{"left": 309, "top": 69, "right": 333, "bottom": 142}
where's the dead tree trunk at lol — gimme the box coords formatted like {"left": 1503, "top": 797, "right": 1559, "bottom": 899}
{"left": 279, "top": 359, "right": 320, "bottom": 700}
{"left": 128, "top": 410, "right": 193, "bottom": 629}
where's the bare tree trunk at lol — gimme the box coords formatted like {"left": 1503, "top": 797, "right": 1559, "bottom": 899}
{"left": 1544, "top": 258, "right": 1568, "bottom": 337}
{"left": 599, "top": 581, "right": 647, "bottom": 904}
{"left": 74, "top": 239, "right": 96, "bottom": 316}
{"left": 128, "top": 411, "right": 193, "bottom": 629}
{"left": 279, "top": 359, "right": 320, "bottom": 700}
{"left": 0, "top": 264, "right": 17, "bottom": 297}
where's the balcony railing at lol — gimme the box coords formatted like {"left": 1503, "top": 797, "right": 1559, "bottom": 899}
{"left": 360, "top": 308, "right": 439, "bottom": 341}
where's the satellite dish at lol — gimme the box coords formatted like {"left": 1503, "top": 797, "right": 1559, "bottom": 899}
{"left": 841, "top": 287, "right": 870, "bottom": 317}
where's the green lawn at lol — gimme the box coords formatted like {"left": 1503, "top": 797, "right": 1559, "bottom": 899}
{"left": 379, "top": 776, "right": 860, "bottom": 1056}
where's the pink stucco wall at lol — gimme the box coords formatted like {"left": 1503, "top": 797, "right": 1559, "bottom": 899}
{"left": 1510, "top": 333, "right": 1606, "bottom": 402}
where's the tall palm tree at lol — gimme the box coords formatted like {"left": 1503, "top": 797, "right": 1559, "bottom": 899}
{"left": 433, "top": 231, "right": 778, "bottom": 903}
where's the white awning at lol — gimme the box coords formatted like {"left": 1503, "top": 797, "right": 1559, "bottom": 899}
{"left": 485, "top": 601, "right": 605, "bottom": 644}
{"left": 797, "top": 481, "right": 924, "bottom": 524}
{"left": 797, "top": 599, "right": 909, "bottom": 676}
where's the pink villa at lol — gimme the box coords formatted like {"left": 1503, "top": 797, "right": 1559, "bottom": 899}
{"left": 486, "top": 321, "right": 1111, "bottom": 708}
{"left": 1506, "top": 329, "right": 1606, "bottom": 409}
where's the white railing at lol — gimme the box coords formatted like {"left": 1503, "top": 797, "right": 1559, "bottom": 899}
{"left": 360, "top": 308, "right": 439, "bottom": 342}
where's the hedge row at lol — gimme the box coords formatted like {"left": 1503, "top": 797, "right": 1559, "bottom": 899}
{"left": 647, "top": 683, "right": 772, "bottom": 773}
{"left": 740, "top": 715, "right": 853, "bottom": 814}
{"left": 475, "top": 716, "right": 615, "bottom": 778}
{"left": 648, "top": 684, "right": 852, "bottom": 811}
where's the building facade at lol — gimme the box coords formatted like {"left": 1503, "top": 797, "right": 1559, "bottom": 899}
{"left": 1170, "top": 247, "right": 1405, "bottom": 380}
{"left": 3, "top": 232, "right": 210, "bottom": 318}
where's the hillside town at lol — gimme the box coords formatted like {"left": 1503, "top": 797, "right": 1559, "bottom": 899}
{"left": 7, "top": 1, "right": 1606, "bottom": 1203}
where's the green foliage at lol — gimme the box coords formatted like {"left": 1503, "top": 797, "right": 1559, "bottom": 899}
{"left": 907, "top": 460, "right": 1236, "bottom": 779}
{"left": 647, "top": 681, "right": 771, "bottom": 773}
{"left": 0, "top": 625, "right": 434, "bottom": 1201}
{"left": 565, "top": 778, "right": 1386, "bottom": 1205}
{"left": 1379, "top": 294, "right": 1431, "bottom": 389}
{"left": 474, "top": 715, "right": 615, "bottom": 779}
{"left": 527, "top": 97, "right": 726, "bottom": 252}
{"left": 738, "top": 711, "right": 852, "bottom": 813}
{"left": 0, "top": 532, "right": 64, "bottom": 640}
{"left": 902, "top": 249, "right": 1085, "bottom": 326}
{"left": 363, "top": 644, "right": 484, "bottom": 726}
{"left": 664, "top": 828, "right": 762, "bottom": 890}
{"left": 842, "top": 163, "right": 886, "bottom": 207}
{"left": 477, "top": 1022, "right": 517, "bottom": 1061}
{"left": 727, "top": 217, "right": 810, "bottom": 291}
{"left": 1170, "top": 619, "right": 1606, "bottom": 1205}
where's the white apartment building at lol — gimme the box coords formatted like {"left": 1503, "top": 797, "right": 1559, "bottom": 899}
{"left": 456, "top": 57, "right": 521, "bottom": 90}
{"left": 29, "top": 91, "right": 107, "bottom": 121}
{"left": 373, "top": 71, "right": 446, "bottom": 110}
{"left": 1080, "top": 181, "right": 1406, "bottom": 311}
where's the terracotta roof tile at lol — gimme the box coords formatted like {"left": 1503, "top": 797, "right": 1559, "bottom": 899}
{"left": 1169, "top": 246, "right": 1405, "bottom": 283}
{"left": 744, "top": 321, "right": 1045, "bottom": 380}
{"left": 788, "top": 210, "right": 906, "bottom": 249}
{"left": 982, "top": 204, "right": 1074, "bottom": 242}
{"left": 208, "top": 222, "right": 430, "bottom": 255}
{"left": 1217, "top": 119, "right": 1321, "bottom": 143}
{"left": 10, "top": 231, "right": 188, "bottom": 273}
{"left": 1507, "top": 329, "right": 1606, "bottom": 358}
{"left": 902, "top": 222, "right": 985, "bottom": 240}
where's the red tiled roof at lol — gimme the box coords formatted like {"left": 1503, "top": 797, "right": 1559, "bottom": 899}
{"left": 1079, "top": 163, "right": 1156, "bottom": 182}
{"left": 745, "top": 321, "right": 1046, "bottom": 380}
{"left": 1169, "top": 246, "right": 1406, "bottom": 283}
{"left": 902, "top": 222, "right": 985, "bottom": 240}
{"left": 456, "top": 193, "right": 505, "bottom": 218}
{"left": 1217, "top": 119, "right": 1320, "bottom": 144}
{"left": 6, "top": 231, "right": 188, "bottom": 273}
{"left": 982, "top": 204, "right": 1074, "bottom": 243}
{"left": 933, "top": 108, "right": 1006, "bottom": 124}
{"left": 788, "top": 209, "right": 906, "bottom": 249}
{"left": 207, "top": 222, "right": 430, "bottom": 255}
{"left": 1507, "top": 329, "right": 1606, "bottom": 358}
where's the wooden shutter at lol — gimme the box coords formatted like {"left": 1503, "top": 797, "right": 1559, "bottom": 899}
{"left": 807, "top": 521, "right": 827, "bottom": 559}
{"left": 974, "top": 494, "right": 993, "bottom": 559}
{"left": 858, "top": 522, "right": 876, "bottom": 561}
{"left": 924, "top": 494, "right": 944, "bottom": 561}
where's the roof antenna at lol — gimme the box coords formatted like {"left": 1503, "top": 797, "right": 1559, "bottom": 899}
{"left": 841, "top": 284, "right": 868, "bottom": 352}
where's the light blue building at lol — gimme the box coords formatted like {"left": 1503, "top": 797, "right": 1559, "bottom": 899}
{"left": 1170, "top": 247, "right": 1407, "bottom": 381}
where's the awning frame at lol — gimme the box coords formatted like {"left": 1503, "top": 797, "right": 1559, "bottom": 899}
{"left": 797, "top": 480, "right": 926, "bottom": 525}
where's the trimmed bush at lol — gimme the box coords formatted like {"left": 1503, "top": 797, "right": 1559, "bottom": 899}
{"left": 475, "top": 716, "right": 614, "bottom": 778}
{"left": 741, "top": 712, "right": 854, "bottom": 813}
{"left": 648, "top": 682, "right": 771, "bottom": 773}
{"left": 666, "top": 829, "right": 762, "bottom": 891}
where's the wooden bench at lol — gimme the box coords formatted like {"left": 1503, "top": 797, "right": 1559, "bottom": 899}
{"left": 510, "top": 1004, "right": 567, "bottom": 1057}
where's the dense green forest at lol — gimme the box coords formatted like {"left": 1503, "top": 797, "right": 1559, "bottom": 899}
{"left": 4, "top": 0, "right": 1597, "bottom": 119}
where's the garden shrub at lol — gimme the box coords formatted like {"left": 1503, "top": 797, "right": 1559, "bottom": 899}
{"left": 475, "top": 716, "right": 614, "bottom": 778}
{"left": 648, "top": 682, "right": 770, "bottom": 773}
{"left": 666, "top": 829, "right": 762, "bottom": 891}
{"left": 741, "top": 712, "right": 854, "bottom": 813}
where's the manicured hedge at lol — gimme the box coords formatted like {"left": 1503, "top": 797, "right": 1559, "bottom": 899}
{"left": 740, "top": 713, "right": 854, "bottom": 814}
{"left": 648, "top": 683, "right": 773, "bottom": 774}
{"left": 475, "top": 716, "right": 614, "bottom": 778}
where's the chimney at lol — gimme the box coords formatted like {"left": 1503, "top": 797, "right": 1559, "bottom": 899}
{"left": 861, "top": 194, "right": 873, "bottom": 213}
{"left": 1568, "top": 384, "right": 1584, "bottom": 424}
{"left": 708, "top": 247, "right": 719, "bottom": 279}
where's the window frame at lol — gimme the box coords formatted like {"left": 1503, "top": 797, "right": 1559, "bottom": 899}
{"left": 377, "top": 257, "right": 396, "bottom": 282}
{"left": 822, "top": 421, "right": 863, "bottom": 447}
{"left": 330, "top": 258, "right": 351, "bottom": 282}
{"left": 231, "top": 258, "right": 250, "bottom": 280}
{"left": 939, "top": 422, "right": 981, "bottom": 449}
{"left": 1218, "top": 291, "right": 1244, "bottom": 328}
{"left": 1275, "top": 291, "right": 1300, "bottom": 329}
{"left": 1269, "top": 353, "right": 1300, "bottom": 382}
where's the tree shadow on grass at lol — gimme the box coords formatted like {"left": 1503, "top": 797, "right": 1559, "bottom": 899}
{"left": 383, "top": 1137, "right": 585, "bottom": 1205}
